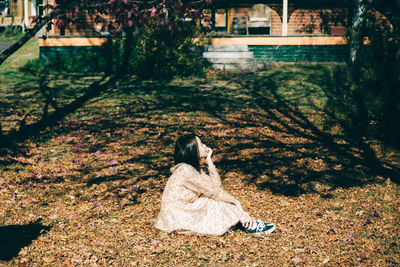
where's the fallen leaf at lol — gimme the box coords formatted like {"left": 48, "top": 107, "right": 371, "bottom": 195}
{"left": 110, "top": 159, "right": 119, "bottom": 166}
{"left": 92, "top": 201, "right": 102, "bottom": 207}
{"left": 291, "top": 255, "right": 307, "bottom": 265}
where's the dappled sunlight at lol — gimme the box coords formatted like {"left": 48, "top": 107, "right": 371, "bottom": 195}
{"left": 0, "top": 63, "right": 399, "bottom": 265}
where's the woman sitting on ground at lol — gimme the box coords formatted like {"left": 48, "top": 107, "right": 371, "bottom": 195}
{"left": 155, "top": 134, "right": 275, "bottom": 236}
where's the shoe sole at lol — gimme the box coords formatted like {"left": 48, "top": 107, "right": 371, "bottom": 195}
{"left": 259, "top": 225, "right": 276, "bottom": 235}
{"left": 245, "top": 224, "right": 276, "bottom": 235}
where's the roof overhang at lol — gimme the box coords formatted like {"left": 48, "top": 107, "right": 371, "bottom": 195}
{"left": 214, "top": 0, "right": 349, "bottom": 9}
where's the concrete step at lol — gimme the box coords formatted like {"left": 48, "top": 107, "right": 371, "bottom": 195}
{"left": 202, "top": 45, "right": 265, "bottom": 71}
{"left": 212, "top": 61, "right": 267, "bottom": 71}
{"left": 204, "top": 45, "right": 249, "bottom": 52}
{"left": 206, "top": 58, "right": 256, "bottom": 64}
{"left": 212, "top": 63, "right": 258, "bottom": 71}
{"left": 203, "top": 51, "right": 254, "bottom": 59}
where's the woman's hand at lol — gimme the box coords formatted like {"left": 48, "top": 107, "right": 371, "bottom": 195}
{"left": 206, "top": 147, "right": 213, "bottom": 159}
{"left": 206, "top": 147, "right": 213, "bottom": 165}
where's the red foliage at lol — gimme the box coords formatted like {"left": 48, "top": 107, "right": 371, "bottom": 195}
{"left": 52, "top": 0, "right": 210, "bottom": 33}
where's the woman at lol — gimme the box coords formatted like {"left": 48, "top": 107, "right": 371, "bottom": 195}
{"left": 155, "top": 134, "right": 275, "bottom": 236}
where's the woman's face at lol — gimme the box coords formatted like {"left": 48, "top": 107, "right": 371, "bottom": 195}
{"left": 196, "top": 136, "right": 209, "bottom": 158}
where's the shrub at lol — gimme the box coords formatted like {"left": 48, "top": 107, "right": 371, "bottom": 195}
{"left": 21, "top": 46, "right": 107, "bottom": 75}
{"left": 22, "top": 21, "right": 208, "bottom": 80}
{"left": 0, "top": 25, "right": 24, "bottom": 41}
{"left": 131, "top": 18, "right": 209, "bottom": 80}
{"left": 354, "top": 12, "right": 400, "bottom": 147}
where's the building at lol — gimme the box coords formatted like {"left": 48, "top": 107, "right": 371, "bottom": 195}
{"left": 0, "top": 0, "right": 49, "bottom": 31}
{"left": 39, "top": 0, "right": 353, "bottom": 65}
{"left": 202, "top": 0, "right": 350, "bottom": 67}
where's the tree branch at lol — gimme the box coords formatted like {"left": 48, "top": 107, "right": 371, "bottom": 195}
{"left": 0, "top": 8, "right": 61, "bottom": 67}
{"left": 39, "top": 78, "right": 59, "bottom": 111}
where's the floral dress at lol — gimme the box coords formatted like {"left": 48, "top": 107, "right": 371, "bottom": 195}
{"left": 155, "top": 163, "right": 249, "bottom": 236}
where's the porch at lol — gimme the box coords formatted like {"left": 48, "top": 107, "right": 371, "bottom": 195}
{"left": 0, "top": 0, "right": 50, "bottom": 31}
{"left": 206, "top": 0, "right": 349, "bottom": 37}
{"left": 39, "top": 34, "right": 348, "bottom": 67}
{"left": 38, "top": 0, "right": 350, "bottom": 65}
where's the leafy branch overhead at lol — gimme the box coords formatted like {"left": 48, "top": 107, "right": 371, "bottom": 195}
{"left": 52, "top": 0, "right": 210, "bottom": 33}
{"left": 0, "top": 0, "right": 211, "bottom": 67}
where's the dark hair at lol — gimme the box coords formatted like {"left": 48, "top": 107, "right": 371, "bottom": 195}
{"left": 174, "top": 134, "right": 200, "bottom": 171}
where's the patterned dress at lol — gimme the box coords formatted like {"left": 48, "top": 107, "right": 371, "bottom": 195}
{"left": 155, "top": 163, "right": 250, "bottom": 236}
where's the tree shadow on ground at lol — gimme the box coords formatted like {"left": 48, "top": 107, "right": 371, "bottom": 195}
{"left": 0, "top": 220, "right": 51, "bottom": 261}
{"left": 210, "top": 66, "right": 399, "bottom": 196}
{"left": 0, "top": 75, "right": 115, "bottom": 148}
{"left": 109, "top": 69, "right": 399, "bottom": 196}
{"left": 1, "top": 65, "right": 398, "bottom": 198}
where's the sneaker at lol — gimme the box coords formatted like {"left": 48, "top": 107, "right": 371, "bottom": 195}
{"left": 243, "top": 220, "right": 275, "bottom": 234}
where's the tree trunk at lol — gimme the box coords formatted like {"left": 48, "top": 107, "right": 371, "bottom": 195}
{"left": 0, "top": 8, "right": 60, "bottom": 67}
{"left": 348, "top": 0, "right": 371, "bottom": 134}
{"left": 349, "top": 0, "right": 400, "bottom": 71}
{"left": 104, "top": 38, "right": 114, "bottom": 75}
{"left": 349, "top": 0, "right": 370, "bottom": 78}
{"left": 119, "top": 28, "right": 134, "bottom": 74}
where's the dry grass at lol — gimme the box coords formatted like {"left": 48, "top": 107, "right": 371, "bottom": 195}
{"left": 0, "top": 43, "right": 399, "bottom": 265}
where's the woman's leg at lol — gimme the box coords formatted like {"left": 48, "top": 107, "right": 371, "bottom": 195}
{"left": 237, "top": 207, "right": 254, "bottom": 224}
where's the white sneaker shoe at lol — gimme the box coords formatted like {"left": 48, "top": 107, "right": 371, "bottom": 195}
{"left": 243, "top": 220, "right": 276, "bottom": 234}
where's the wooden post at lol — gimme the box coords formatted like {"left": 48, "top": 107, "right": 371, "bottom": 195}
{"left": 31, "top": 0, "right": 37, "bottom": 16}
{"left": 23, "top": 0, "right": 29, "bottom": 31}
{"left": 227, "top": 8, "right": 230, "bottom": 33}
{"left": 282, "top": 0, "right": 288, "bottom": 36}
{"left": 211, "top": 1, "right": 216, "bottom": 32}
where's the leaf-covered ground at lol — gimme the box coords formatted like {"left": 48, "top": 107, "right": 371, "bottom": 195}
{"left": 0, "top": 41, "right": 399, "bottom": 265}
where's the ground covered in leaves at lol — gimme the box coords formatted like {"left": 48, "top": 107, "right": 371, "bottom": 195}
{"left": 0, "top": 41, "right": 399, "bottom": 265}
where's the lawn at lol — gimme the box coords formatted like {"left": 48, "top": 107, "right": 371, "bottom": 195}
{"left": 0, "top": 27, "right": 25, "bottom": 42}
{"left": 0, "top": 40, "right": 399, "bottom": 265}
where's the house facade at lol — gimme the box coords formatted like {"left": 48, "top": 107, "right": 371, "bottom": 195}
{"left": 203, "top": 0, "right": 350, "bottom": 64}
{"left": 39, "top": 0, "right": 353, "bottom": 64}
{"left": 0, "top": 0, "right": 49, "bottom": 31}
